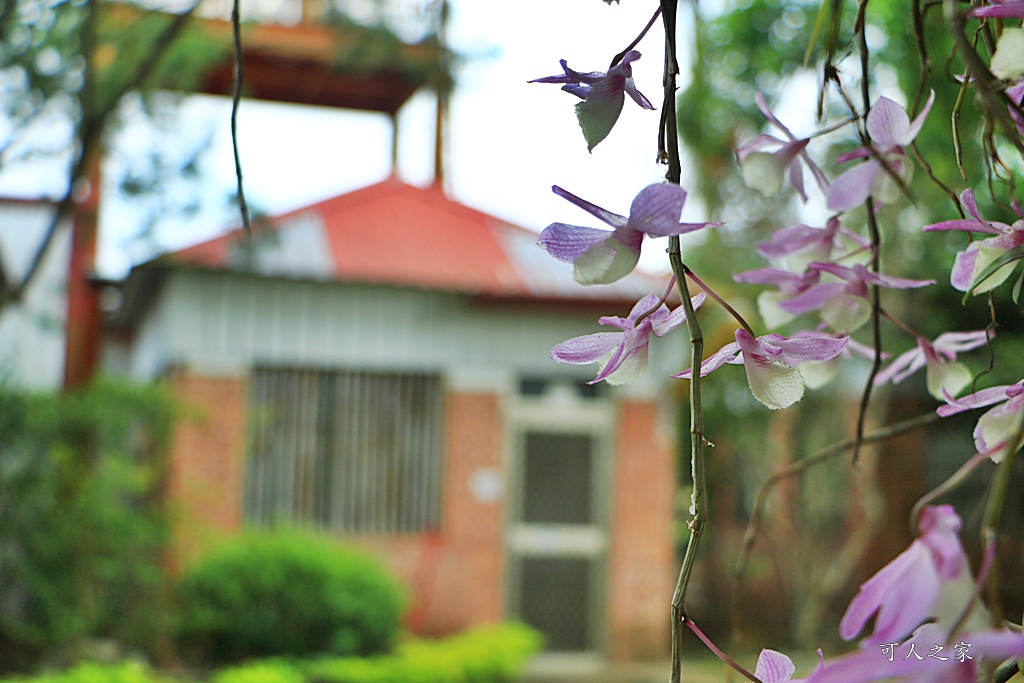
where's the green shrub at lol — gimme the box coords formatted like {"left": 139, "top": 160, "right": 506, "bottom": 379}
{"left": 300, "top": 622, "right": 543, "bottom": 683}
{"left": 0, "top": 379, "right": 178, "bottom": 672}
{"left": 0, "top": 661, "right": 184, "bottom": 683}
{"left": 174, "top": 531, "right": 406, "bottom": 665}
{"left": 210, "top": 661, "right": 304, "bottom": 683}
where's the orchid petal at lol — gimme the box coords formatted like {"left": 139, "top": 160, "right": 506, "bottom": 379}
{"left": 673, "top": 341, "right": 742, "bottom": 378}
{"left": 551, "top": 185, "right": 628, "bottom": 229}
{"left": 575, "top": 79, "right": 626, "bottom": 152}
{"left": 538, "top": 223, "right": 610, "bottom": 262}
{"left": 778, "top": 283, "right": 846, "bottom": 314}
{"left": 839, "top": 540, "right": 937, "bottom": 643}
{"left": 974, "top": 398, "right": 1024, "bottom": 458}
{"left": 873, "top": 347, "right": 923, "bottom": 386}
{"left": 593, "top": 328, "right": 648, "bottom": 384}
{"left": 827, "top": 160, "right": 880, "bottom": 212}
{"left": 745, "top": 354, "right": 805, "bottom": 410}
{"left": 573, "top": 237, "right": 641, "bottom": 285}
{"left": 924, "top": 219, "right": 1006, "bottom": 234}
{"left": 902, "top": 90, "right": 936, "bottom": 145}
{"left": 628, "top": 184, "right": 687, "bottom": 236}
{"left": 951, "top": 245, "right": 980, "bottom": 291}
{"left": 551, "top": 332, "right": 623, "bottom": 365}
{"left": 771, "top": 334, "right": 850, "bottom": 362}
{"left": 867, "top": 97, "right": 912, "bottom": 147}
{"left": 737, "top": 329, "right": 806, "bottom": 409}
{"left": 937, "top": 383, "right": 1019, "bottom": 417}
{"left": 991, "top": 29, "right": 1024, "bottom": 80}
{"left": 821, "top": 294, "right": 871, "bottom": 333}
{"left": 757, "top": 290, "right": 799, "bottom": 329}
{"left": 755, "top": 649, "right": 796, "bottom": 683}
{"left": 926, "top": 360, "right": 972, "bottom": 400}
{"left": 933, "top": 330, "right": 991, "bottom": 353}
{"left": 650, "top": 293, "right": 705, "bottom": 336}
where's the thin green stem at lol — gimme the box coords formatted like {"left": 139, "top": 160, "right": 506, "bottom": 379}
{"left": 659, "top": 3, "right": 710, "bottom": 682}
{"left": 981, "top": 413, "right": 1024, "bottom": 625}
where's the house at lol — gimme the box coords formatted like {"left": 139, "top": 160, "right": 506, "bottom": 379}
{"left": 105, "top": 178, "right": 682, "bottom": 662}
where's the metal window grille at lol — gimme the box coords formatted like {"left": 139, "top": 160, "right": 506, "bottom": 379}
{"left": 245, "top": 366, "right": 444, "bottom": 534}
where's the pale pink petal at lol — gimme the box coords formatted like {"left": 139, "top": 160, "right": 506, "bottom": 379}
{"left": 778, "top": 283, "right": 846, "bottom": 314}
{"left": 650, "top": 293, "right": 705, "bottom": 336}
{"left": 873, "top": 346, "right": 924, "bottom": 386}
{"left": 538, "top": 223, "right": 610, "bottom": 262}
{"left": 755, "top": 649, "right": 796, "bottom": 683}
{"left": 839, "top": 540, "right": 937, "bottom": 643}
{"left": 672, "top": 341, "right": 742, "bottom": 378}
{"left": 951, "top": 245, "right": 980, "bottom": 291}
{"left": 867, "top": 96, "right": 911, "bottom": 147}
{"left": 551, "top": 185, "right": 629, "bottom": 229}
{"left": 628, "top": 184, "right": 687, "bottom": 236}
{"left": 902, "top": 90, "right": 935, "bottom": 144}
{"left": 827, "top": 160, "right": 881, "bottom": 212}
{"left": 937, "top": 383, "right": 1019, "bottom": 417}
{"left": 551, "top": 332, "right": 623, "bottom": 364}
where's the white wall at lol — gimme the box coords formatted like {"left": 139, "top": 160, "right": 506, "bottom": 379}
{"left": 122, "top": 269, "right": 687, "bottom": 398}
{"left": 0, "top": 202, "right": 69, "bottom": 389}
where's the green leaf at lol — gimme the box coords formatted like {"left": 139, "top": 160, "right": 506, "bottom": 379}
{"left": 961, "top": 244, "right": 1024, "bottom": 302}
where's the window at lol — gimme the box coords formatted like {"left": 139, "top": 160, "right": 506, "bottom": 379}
{"left": 245, "top": 367, "right": 444, "bottom": 534}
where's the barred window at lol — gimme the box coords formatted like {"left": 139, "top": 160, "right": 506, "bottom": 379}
{"left": 244, "top": 367, "right": 444, "bottom": 534}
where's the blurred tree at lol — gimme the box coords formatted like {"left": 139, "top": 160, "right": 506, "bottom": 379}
{"left": 0, "top": 0, "right": 222, "bottom": 313}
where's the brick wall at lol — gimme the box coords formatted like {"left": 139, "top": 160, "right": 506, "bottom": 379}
{"left": 607, "top": 400, "right": 675, "bottom": 660}
{"left": 163, "top": 370, "right": 674, "bottom": 661}
{"left": 165, "top": 370, "right": 248, "bottom": 568}
{"left": 360, "top": 390, "right": 507, "bottom": 636}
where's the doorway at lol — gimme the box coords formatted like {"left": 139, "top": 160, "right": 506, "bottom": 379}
{"left": 507, "top": 383, "right": 611, "bottom": 654}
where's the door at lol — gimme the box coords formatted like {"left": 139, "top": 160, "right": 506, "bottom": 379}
{"left": 507, "top": 388, "right": 611, "bottom": 654}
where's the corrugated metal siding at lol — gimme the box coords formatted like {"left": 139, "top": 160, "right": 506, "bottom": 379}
{"left": 245, "top": 366, "right": 443, "bottom": 534}
{"left": 159, "top": 271, "right": 661, "bottom": 377}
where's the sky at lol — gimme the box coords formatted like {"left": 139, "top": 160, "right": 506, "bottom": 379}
{"left": 10, "top": 0, "right": 704, "bottom": 278}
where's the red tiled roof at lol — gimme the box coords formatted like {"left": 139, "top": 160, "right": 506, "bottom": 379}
{"left": 160, "top": 178, "right": 666, "bottom": 304}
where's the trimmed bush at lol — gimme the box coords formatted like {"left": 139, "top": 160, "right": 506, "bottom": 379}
{"left": 174, "top": 531, "right": 406, "bottom": 665}
{"left": 300, "top": 623, "right": 543, "bottom": 683}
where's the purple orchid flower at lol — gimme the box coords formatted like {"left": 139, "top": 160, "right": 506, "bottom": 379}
{"left": 803, "top": 623, "right": 1024, "bottom": 683}
{"left": 827, "top": 93, "right": 935, "bottom": 212}
{"left": 778, "top": 262, "right": 934, "bottom": 333}
{"left": 923, "top": 188, "right": 1024, "bottom": 295}
{"left": 969, "top": 0, "right": 1024, "bottom": 18}
{"left": 873, "top": 330, "right": 993, "bottom": 400}
{"left": 673, "top": 329, "right": 848, "bottom": 410}
{"left": 840, "top": 505, "right": 969, "bottom": 647}
{"left": 529, "top": 50, "right": 654, "bottom": 152}
{"left": 736, "top": 93, "right": 829, "bottom": 202}
{"left": 937, "top": 380, "right": 1024, "bottom": 461}
{"left": 551, "top": 292, "right": 706, "bottom": 385}
{"left": 538, "top": 183, "right": 719, "bottom": 285}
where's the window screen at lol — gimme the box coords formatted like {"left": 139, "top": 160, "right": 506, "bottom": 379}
{"left": 245, "top": 367, "right": 444, "bottom": 534}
